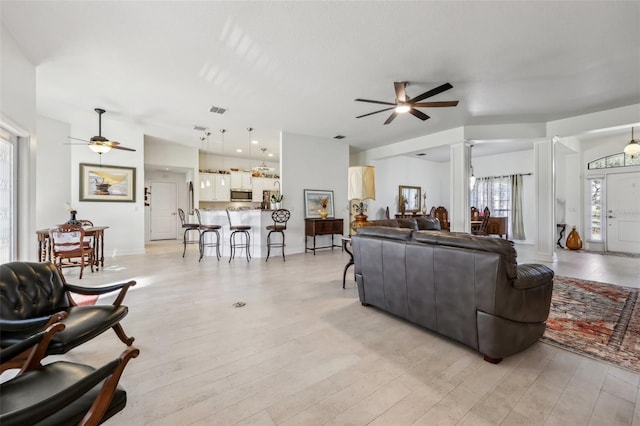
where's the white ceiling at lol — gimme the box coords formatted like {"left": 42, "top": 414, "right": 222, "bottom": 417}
{"left": 2, "top": 1, "right": 639, "bottom": 163}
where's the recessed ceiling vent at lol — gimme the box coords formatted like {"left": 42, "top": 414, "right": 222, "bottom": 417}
{"left": 333, "top": 135, "right": 346, "bottom": 139}
{"left": 209, "top": 105, "right": 227, "bottom": 114}
{"left": 416, "top": 153, "right": 426, "bottom": 156}
{"left": 193, "top": 125, "right": 208, "bottom": 131}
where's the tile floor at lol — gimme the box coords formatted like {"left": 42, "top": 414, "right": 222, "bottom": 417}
{"left": 43, "top": 241, "right": 640, "bottom": 425}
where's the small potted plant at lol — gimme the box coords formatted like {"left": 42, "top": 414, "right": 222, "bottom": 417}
{"left": 270, "top": 193, "right": 284, "bottom": 209}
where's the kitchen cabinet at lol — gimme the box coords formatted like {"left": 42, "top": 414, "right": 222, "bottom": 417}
{"left": 230, "top": 171, "right": 252, "bottom": 189}
{"left": 199, "top": 173, "right": 230, "bottom": 202}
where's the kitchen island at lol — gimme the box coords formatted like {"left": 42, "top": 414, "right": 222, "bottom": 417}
{"left": 197, "top": 209, "right": 278, "bottom": 259}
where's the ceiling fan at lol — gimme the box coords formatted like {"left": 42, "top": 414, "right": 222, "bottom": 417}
{"left": 67, "top": 108, "right": 136, "bottom": 153}
{"left": 355, "top": 82, "right": 459, "bottom": 125}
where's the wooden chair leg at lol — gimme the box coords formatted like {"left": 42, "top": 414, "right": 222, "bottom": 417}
{"left": 112, "top": 323, "right": 135, "bottom": 346}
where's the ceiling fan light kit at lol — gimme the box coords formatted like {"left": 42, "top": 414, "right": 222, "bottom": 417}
{"left": 355, "top": 81, "right": 459, "bottom": 125}
{"left": 67, "top": 108, "right": 136, "bottom": 155}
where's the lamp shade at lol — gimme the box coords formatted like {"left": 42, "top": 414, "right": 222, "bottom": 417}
{"left": 348, "top": 166, "right": 376, "bottom": 201}
{"left": 89, "top": 143, "right": 111, "bottom": 154}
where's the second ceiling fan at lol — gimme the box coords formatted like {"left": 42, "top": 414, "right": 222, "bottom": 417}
{"left": 355, "top": 82, "right": 458, "bottom": 125}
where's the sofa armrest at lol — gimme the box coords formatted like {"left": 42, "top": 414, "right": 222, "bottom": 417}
{"left": 513, "top": 264, "right": 554, "bottom": 290}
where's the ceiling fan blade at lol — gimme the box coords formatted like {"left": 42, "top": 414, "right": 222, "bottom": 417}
{"left": 355, "top": 98, "right": 397, "bottom": 106}
{"left": 412, "top": 101, "right": 459, "bottom": 108}
{"left": 409, "top": 82, "right": 454, "bottom": 103}
{"left": 68, "top": 136, "right": 90, "bottom": 143}
{"left": 384, "top": 111, "right": 398, "bottom": 125}
{"left": 109, "top": 145, "right": 136, "bottom": 152}
{"left": 356, "top": 107, "right": 395, "bottom": 119}
{"left": 394, "top": 82, "right": 407, "bottom": 102}
{"left": 408, "top": 108, "right": 430, "bottom": 121}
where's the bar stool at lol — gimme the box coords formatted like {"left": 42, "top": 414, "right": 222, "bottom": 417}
{"left": 196, "top": 209, "right": 222, "bottom": 262}
{"left": 265, "top": 209, "right": 290, "bottom": 262}
{"left": 178, "top": 208, "right": 200, "bottom": 257}
{"left": 226, "top": 209, "right": 251, "bottom": 262}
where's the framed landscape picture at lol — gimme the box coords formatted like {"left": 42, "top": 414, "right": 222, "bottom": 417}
{"left": 80, "top": 163, "right": 136, "bottom": 202}
{"left": 304, "top": 189, "right": 335, "bottom": 219}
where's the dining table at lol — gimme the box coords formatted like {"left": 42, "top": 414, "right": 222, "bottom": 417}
{"left": 36, "top": 226, "right": 109, "bottom": 270}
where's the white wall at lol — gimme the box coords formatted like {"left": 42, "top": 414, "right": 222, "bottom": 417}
{"left": 281, "top": 131, "right": 349, "bottom": 254}
{"left": 1, "top": 23, "right": 37, "bottom": 260}
{"left": 366, "top": 156, "right": 448, "bottom": 220}
{"left": 69, "top": 112, "right": 146, "bottom": 256}
{"left": 36, "top": 116, "right": 71, "bottom": 229}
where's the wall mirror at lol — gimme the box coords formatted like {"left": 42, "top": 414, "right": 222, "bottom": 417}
{"left": 398, "top": 185, "right": 421, "bottom": 212}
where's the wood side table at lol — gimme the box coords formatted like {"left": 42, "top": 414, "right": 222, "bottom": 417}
{"left": 305, "top": 218, "right": 343, "bottom": 254}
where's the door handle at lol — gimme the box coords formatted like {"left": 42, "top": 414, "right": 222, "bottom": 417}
{"left": 172, "top": 213, "right": 177, "bottom": 216}
{"left": 607, "top": 215, "right": 615, "bottom": 219}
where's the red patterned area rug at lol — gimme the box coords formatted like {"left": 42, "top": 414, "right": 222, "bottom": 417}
{"left": 540, "top": 276, "right": 640, "bottom": 374}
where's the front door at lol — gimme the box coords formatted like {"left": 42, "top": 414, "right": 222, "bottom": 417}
{"left": 150, "top": 181, "right": 177, "bottom": 240}
{"left": 606, "top": 172, "right": 640, "bottom": 254}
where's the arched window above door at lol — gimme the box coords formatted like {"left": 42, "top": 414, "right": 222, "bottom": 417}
{"left": 588, "top": 152, "right": 640, "bottom": 170}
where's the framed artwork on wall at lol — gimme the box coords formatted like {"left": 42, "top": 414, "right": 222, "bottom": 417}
{"left": 80, "top": 163, "right": 136, "bottom": 202}
{"left": 304, "top": 189, "right": 335, "bottom": 219}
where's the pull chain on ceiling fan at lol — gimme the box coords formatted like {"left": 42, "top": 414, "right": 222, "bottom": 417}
{"left": 355, "top": 81, "right": 459, "bottom": 125}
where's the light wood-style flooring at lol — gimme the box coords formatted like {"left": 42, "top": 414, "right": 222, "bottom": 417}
{"left": 48, "top": 241, "right": 640, "bottom": 425}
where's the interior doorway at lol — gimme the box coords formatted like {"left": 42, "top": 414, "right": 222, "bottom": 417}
{"left": 606, "top": 172, "right": 640, "bottom": 254}
{"left": 150, "top": 181, "right": 177, "bottom": 240}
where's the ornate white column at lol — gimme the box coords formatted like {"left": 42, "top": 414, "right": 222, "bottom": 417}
{"left": 449, "top": 141, "right": 471, "bottom": 233}
{"left": 534, "top": 137, "right": 556, "bottom": 262}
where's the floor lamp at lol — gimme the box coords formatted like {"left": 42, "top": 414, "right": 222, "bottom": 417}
{"left": 348, "top": 166, "right": 376, "bottom": 234}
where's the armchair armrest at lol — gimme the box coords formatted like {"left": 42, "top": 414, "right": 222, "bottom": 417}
{"left": 0, "top": 312, "right": 68, "bottom": 334}
{"left": 65, "top": 280, "right": 136, "bottom": 307}
{"left": 1, "top": 322, "right": 66, "bottom": 372}
{"left": 513, "top": 264, "right": 554, "bottom": 290}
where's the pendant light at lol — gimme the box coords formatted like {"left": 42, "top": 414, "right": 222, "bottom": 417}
{"left": 220, "top": 129, "right": 226, "bottom": 186}
{"left": 200, "top": 131, "right": 212, "bottom": 188}
{"left": 624, "top": 127, "right": 640, "bottom": 159}
{"left": 251, "top": 128, "right": 274, "bottom": 174}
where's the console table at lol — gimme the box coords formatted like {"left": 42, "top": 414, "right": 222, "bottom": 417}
{"left": 305, "top": 218, "right": 343, "bottom": 254}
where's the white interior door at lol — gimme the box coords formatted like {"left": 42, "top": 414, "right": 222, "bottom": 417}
{"left": 150, "top": 181, "right": 177, "bottom": 240}
{"left": 606, "top": 172, "right": 640, "bottom": 254}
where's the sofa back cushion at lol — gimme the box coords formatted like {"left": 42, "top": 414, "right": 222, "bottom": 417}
{"left": 415, "top": 216, "right": 441, "bottom": 230}
{"left": 355, "top": 226, "right": 413, "bottom": 241}
{"left": 0, "top": 262, "right": 71, "bottom": 320}
{"left": 411, "top": 231, "right": 518, "bottom": 279}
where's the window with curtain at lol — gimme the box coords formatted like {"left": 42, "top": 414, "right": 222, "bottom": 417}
{"left": 470, "top": 174, "right": 526, "bottom": 240}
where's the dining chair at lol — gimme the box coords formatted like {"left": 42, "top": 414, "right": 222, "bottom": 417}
{"left": 226, "top": 209, "right": 252, "bottom": 262}
{"left": 433, "top": 206, "right": 450, "bottom": 231}
{"left": 473, "top": 207, "right": 492, "bottom": 235}
{"left": 196, "top": 208, "right": 222, "bottom": 261}
{"left": 471, "top": 207, "right": 480, "bottom": 221}
{"left": 265, "top": 209, "right": 290, "bottom": 261}
{"left": 178, "top": 208, "right": 200, "bottom": 257}
{"left": 49, "top": 224, "right": 94, "bottom": 279}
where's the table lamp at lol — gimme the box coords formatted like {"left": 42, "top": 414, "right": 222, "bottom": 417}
{"left": 348, "top": 166, "right": 376, "bottom": 234}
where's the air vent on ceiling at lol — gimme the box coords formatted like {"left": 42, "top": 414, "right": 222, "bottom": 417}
{"left": 209, "top": 105, "right": 227, "bottom": 114}
{"left": 333, "top": 135, "right": 346, "bottom": 139}
{"left": 193, "top": 125, "right": 208, "bottom": 131}
{"left": 416, "top": 153, "right": 427, "bottom": 156}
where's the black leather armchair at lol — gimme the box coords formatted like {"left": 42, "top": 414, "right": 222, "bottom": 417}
{"left": 0, "top": 323, "right": 139, "bottom": 425}
{"left": 0, "top": 261, "right": 135, "bottom": 370}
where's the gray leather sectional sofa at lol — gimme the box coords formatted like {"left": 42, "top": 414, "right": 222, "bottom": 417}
{"left": 351, "top": 226, "right": 554, "bottom": 362}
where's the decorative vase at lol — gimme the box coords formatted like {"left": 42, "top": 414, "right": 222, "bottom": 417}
{"left": 320, "top": 208, "right": 328, "bottom": 219}
{"left": 66, "top": 210, "right": 81, "bottom": 225}
{"left": 566, "top": 226, "right": 582, "bottom": 250}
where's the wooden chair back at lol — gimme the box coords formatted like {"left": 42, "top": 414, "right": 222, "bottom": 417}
{"left": 433, "top": 206, "right": 450, "bottom": 231}
{"left": 471, "top": 207, "right": 480, "bottom": 221}
{"left": 49, "top": 224, "right": 93, "bottom": 279}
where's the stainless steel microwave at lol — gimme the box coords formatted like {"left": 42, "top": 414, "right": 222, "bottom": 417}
{"left": 230, "top": 189, "right": 252, "bottom": 202}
